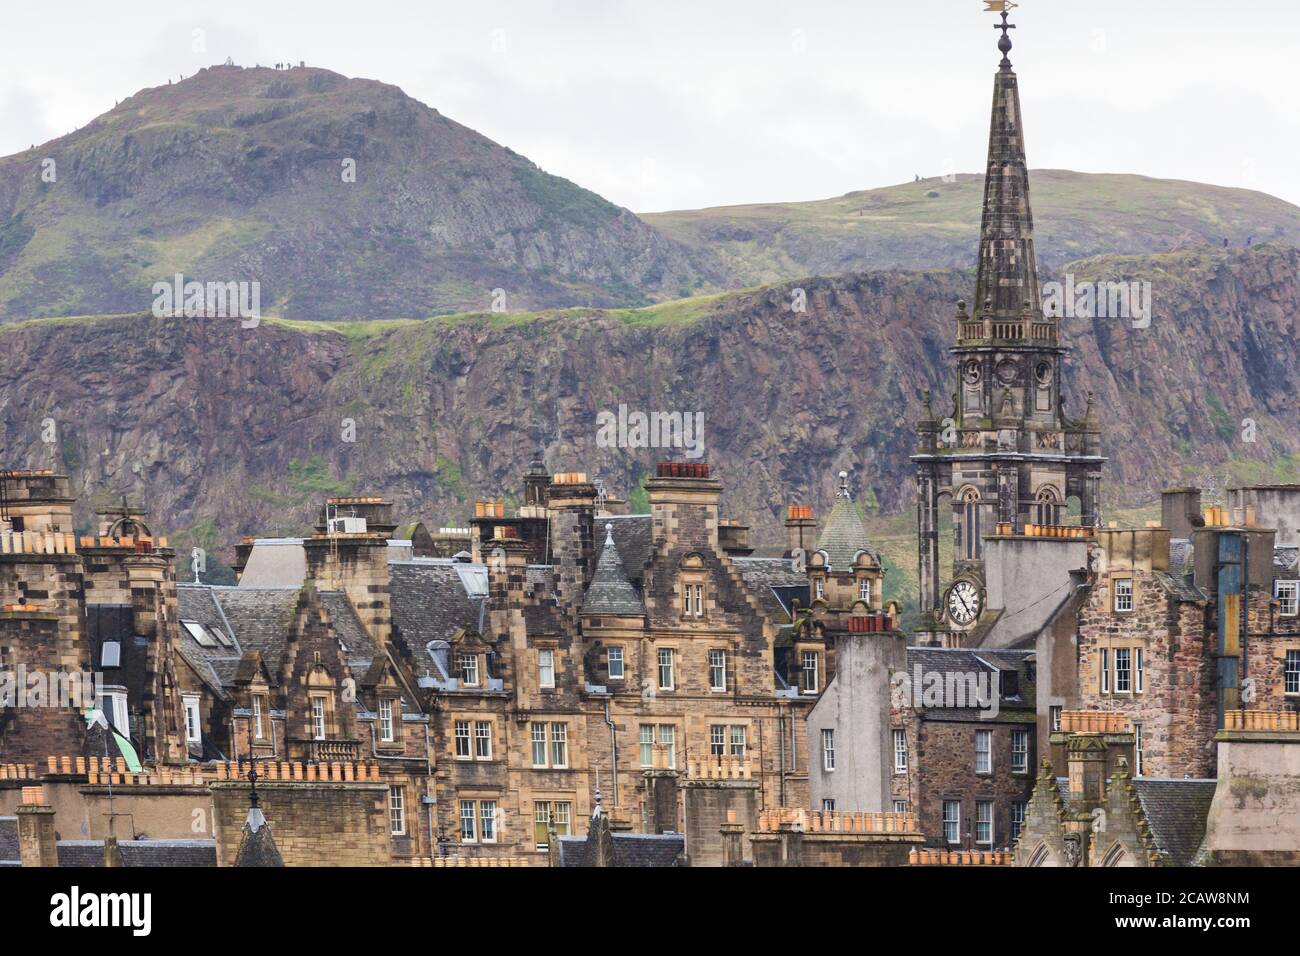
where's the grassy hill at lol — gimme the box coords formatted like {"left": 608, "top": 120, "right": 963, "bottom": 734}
{"left": 644, "top": 170, "right": 1300, "bottom": 287}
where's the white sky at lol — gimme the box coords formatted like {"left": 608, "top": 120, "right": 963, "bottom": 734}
{"left": 2, "top": 0, "right": 1298, "bottom": 212}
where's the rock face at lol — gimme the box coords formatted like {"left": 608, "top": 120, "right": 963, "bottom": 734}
{"left": 2, "top": 245, "right": 1297, "bottom": 570}
{"left": 0, "top": 65, "right": 718, "bottom": 321}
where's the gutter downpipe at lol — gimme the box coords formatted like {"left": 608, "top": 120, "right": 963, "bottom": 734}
{"left": 604, "top": 697, "right": 618, "bottom": 806}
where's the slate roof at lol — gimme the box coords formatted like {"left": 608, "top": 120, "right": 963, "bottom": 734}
{"left": 389, "top": 561, "right": 484, "bottom": 651}
{"left": 0, "top": 817, "right": 18, "bottom": 866}
{"left": 816, "top": 482, "right": 877, "bottom": 571}
{"left": 554, "top": 831, "right": 684, "bottom": 867}
{"left": 904, "top": 646, "right": 1036, "bottom": 720}
{"left": 582, "top": 525, "right": 645, "bottom": 616}
{"left": 1168, "top": 538, "right": 1194, "bottom": 581}
{"left": 55, "top": 839, "right": 218, "bottom": 867}
{"left": 1132, "top": 778, "right": 1217, "bottom": 867}
{"left": 601, "top": 515, "right": 654, "bottom": 581}
{"left": 732, "top": 556, "right": 808, "bottom": 622}
{"left": 1152, "top": 570, "right": 1209, "bottom": 603}
{"left": 1275, "top": 546, "right": 1299, "bottom": 576}
{"left": 177, "top": 585, "right": 385, "bottom": 690}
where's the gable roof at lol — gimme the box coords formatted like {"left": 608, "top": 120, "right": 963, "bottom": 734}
{"left": 1132, "top": 778, "right": 1217, "bottom": 867}
{"left": 554, "top": 831, "right": 684, "bottom": 867}
{"left": 55, "top": 839, "right": 217, "bottom": 867}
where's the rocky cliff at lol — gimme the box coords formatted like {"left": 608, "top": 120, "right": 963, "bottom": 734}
{"left": 2, "top": 246, "right": 1297, "bottom": 589}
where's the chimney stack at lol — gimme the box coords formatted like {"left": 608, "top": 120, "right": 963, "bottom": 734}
{"left": 646, "top": 462, "right": 722, "bottom": 553}
{"left": 785, "top": 504, "right": 816, "bottom": 558}
{"left": 16, "top": 786, "right": 58, "bottom": 868}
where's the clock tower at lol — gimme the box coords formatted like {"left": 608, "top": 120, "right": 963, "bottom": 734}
{"left": 912, "top": 10, "right": 1105, "bottom": 646}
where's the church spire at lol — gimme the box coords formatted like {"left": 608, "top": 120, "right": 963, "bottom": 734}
{"left": 971, "top": 3, "right": 1042, "bottom": 331}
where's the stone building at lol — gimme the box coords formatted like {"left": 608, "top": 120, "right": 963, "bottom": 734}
{"left": 2, "top": 457, "right": 843, "bottom": 865}
{"left": 910, "top": 12, "right": 1104, "bottom": 649}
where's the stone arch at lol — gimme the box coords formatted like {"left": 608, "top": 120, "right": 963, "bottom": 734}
{"left": 1034, "top": 485, "right": 1061, "bottom": 526}
{"left": 958, "top": 486, "right": 982, "bottom": 560}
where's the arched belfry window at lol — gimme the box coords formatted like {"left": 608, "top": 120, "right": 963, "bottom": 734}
{"left": 961, "top": 488, "right": 982, "bottom": 560}
{"left": 1035, "top": 487, "right": 1060, "bottom": 527}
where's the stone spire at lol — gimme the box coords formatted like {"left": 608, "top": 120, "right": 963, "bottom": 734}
{"left": 973, "top": 6, "right": 1040, "bottom": 326}
{"left": 581, "top": 523, "right": 645, "bottom": 616}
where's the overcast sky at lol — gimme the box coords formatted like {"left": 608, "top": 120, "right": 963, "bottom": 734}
{"left": 3, "top": 0, "right": 1298, "bottom": 212}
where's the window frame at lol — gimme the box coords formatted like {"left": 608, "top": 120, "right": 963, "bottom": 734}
{"left": 530, "top": 722, "right": 547, "bottom": 767}
{"left": 389, "top": 785, "right": 407, "bottom": 836}
{"left": 455, "top": 719, "right": 472, "bottom": 759}
{"left": 1114, "top": 577, "right": 1134, "bottom": 613}
{"left": 607, "top": 645, "right": 624, "bottom": 680}
{"left": 1285, "top": 649, "right": 1300, "bottom": 696}
{"left": 1011, "top": 729, "right": 1029, "bottom": 774}
{"left": 252, "top": 694, "right": 265, "bottom": 740}
{"left": 538, "top": 648, "right": 556, "bottom": 690}
{"left": 1276, "top": 580, "right": 1299, "bottom": 618}
{"left": 379, "top": 698, "right": 395, "bottom": 742}
{"left": 474, "top": 720, "right": 493, "bottom": 760}
{"left": 708, "top": 648, "right": 727, "bottom": 692}
{"left": 479, "top": 800, "right": 498, "bottom": 844}
{"left": 657, "top": 647, "right": 675, "bottom": 691}
{"left": 942, "top": 799, "right": 961, "bottom": 845}
{"left": 893, "top": 728, "right": 908, "bottom": 773}
{"left": 821, "top": 728, "right": 836, "bottom": 771}
{"left": 975, "top": 729, "right": 992, "bottom": 774}
{"left": 1114, "top": 647, "right": 1132, "bottom": 694}
{"left": 183, "top": 694, "right": 202, "bottom": 744}
{"left": 550, "top": 722, "right": 569, "bottom": 768}
{"left": 800, "top": 649, "right": 820, "bottom": 695}
{"left": 458, "top": 652, "right": 479, "bottom": 687}
{"left": 975, "top": 800, "right": 993, "bottom": 846}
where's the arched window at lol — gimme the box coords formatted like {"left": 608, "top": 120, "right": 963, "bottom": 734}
{"left": 1035, "top": 487, "right": 1060, "bottom": 527}
{"left": 961, "top": 488, "right": 982, "bottom": 560}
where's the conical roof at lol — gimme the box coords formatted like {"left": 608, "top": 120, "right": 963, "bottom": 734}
{"left": 234, "top": 805, "right": 284, "bottom": 867}
{"left": 973, "top": 10, "right": 1040, "bottom": 321}
{"left": 816, "top": 472, "right": 877, "bottom": 571}
{"left": 582, "top": 523, "right": 645, "bottom": 616}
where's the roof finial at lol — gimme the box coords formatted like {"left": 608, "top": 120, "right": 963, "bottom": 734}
{"left": 837, "top": 470, "right": 850, "bottom": 500}
{"left": 604, "top": 521, "right": 615, "bottom": 546}
{"left": 989, "top": 2, "right": 1018, "bottom": 70}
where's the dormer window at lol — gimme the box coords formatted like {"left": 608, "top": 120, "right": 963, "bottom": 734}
{"left": 858, "top": 579, "right": 871, "bottom": 604}
{"left": 815, "top": 578, "right": 825, "bottom": 600}
{"left": 379, "top": 699, "right": 395, "bottom": 742}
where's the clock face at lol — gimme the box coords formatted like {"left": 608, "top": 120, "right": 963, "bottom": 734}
{"left": 947, "top": 580, "right": 982, "bottom": 626}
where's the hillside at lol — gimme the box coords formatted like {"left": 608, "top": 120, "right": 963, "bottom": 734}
{"left": 0, "top": 64, "right": 718, "bottom": 321}
{"left": 644, "top": 171, "right": 1300, "bottom": 287}
{"left": 2, "top": 244, "right": 1298, "bottom": 617}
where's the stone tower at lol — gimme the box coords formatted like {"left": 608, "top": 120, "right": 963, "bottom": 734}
{"left": 912, "top": 12, "right": 1104, "bottom": 645}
